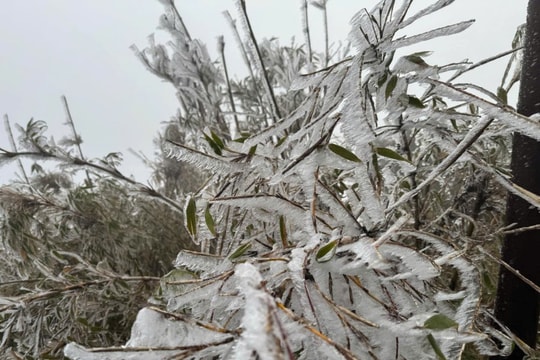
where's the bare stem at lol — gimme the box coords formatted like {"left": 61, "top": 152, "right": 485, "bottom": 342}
{"left": 218, "top": 37, "right": 240, "bottom": 133}
{"left": 236, "top": 0, "right": 282, "bottom": 122}
{"left": 301, "top": 0, "right": 313, "bottom": 65}
{"left": 61, "top": 96, "right": 92, "bottom": 184}
{"left": 3, "top": 115, "right": 30, "bottom": 185}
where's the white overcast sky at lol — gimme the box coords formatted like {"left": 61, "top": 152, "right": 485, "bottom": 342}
{"left": 0, "top": 1, "right": 527, "bottom": 184}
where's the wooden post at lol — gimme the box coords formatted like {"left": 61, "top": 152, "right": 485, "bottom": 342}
{"left": 492, "top": 1, "right": 540, "bottom": 359}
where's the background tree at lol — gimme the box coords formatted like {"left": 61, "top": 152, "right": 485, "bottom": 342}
{"left": 492, "top": 1, "right": 540, "bottom": 359}
{"left": 0, "top": 116, "right": 199, "bottom": 358}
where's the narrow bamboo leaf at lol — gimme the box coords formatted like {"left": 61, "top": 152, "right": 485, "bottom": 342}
{"left": 248, "top": 145, "right": 257, "bottom": 156}
{"left": 377, "top": 72, "right": 388, "bottom": 87}
{"left": 229, "top": 242, "right": 251, "bottom": 260}
{"left": 427, "top": 334, "right": 447, "bottom": 360}
{"left": 233, "top": 132, "right": 251, "bottom": 143}
{"left": 405, "top": 55, "right": 429, "bottom": 66}
{"left": 210, "top": 130, "right": 225, "bottom": 149}
{"left": 185, "top": 197, "right": 197, "bottom": 236}
{"left": 329, "top": 143, "right": 361, "bottom": 163}
{"left": 385, "top": 75, "right": 398, "bottom": 100}
{"left": 400, "top": 180, "right": 411, "bottom": 190}
{"left": 275, "top": 134, "right": 288, "bottom": 147}
{"left": 407, "top": 95, "right": 426, "bottom": 108}
{"left": 203, "top": 133, "right": 222, "bottom": 156}
{"left": 423, "top": 314, "right": 458, "bottom": 330}
{"left": 279, "top": 215, "right": 288, "bottom": 246}
{"left": 497, "top": 86, "right": 508, "bottom": 105}
{"left": 376, "top": 147, "right": 411, "bottom": 163}
{"left": 316, "top": 240, "right": 337, "bottom": 263}
{"left": 205, "top": 206, "right": 216, "bottom": 236}
{"left": 410, "top": 51, "right": 433, "bottom": 57}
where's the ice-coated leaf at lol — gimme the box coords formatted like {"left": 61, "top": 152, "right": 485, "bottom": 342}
{"left": 407, "top": 95, "right": 426, "bottom": 108}
{"left": 185, "top": 197, "right": 197, "bottom": 236}
{"left": 497, "top": 86, "right": 508, "bottom": 105}
{"left": 404, "top": 55, "right": 429, "bottom": 67}
{"left": 399, "top": 0, "right": 455, "bottom": 29}
{"left": 379, "top": 242, "right": 440, "bottom": 280}
{"left": 228, "top": 242, "right": 252, "bottom": 260}
{"left": 205, "top": 206, "right": 216, "bottom": 236}
{"left": 204, "top": 132, "right": 223, "bottom": 155}
{"left": 328, "top": 143, "right": 361, "bottom": 163}
{"left": 427, "top": 333, "right": 448, "bottom": 360}
{"left": 316, "top": 240, "right": 337, "bottom": 262}
{"left": 164, "top": 140, "right": 239, "bottom": 174}
{"left": 424, "top": 314, "right": 458, "bottom": 330}
{"left": 376, "top": 147, "right": 411, "bottom": 163}
{"left": 391, "top": 20, "right": 475, "bottom": 51}
{"left": 385, "top": 75, "right": 398, "bottom": 100}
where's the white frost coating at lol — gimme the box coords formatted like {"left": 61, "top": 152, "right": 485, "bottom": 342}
{"left": 389, "top": 20, "right": 475, "bottom": 52}
{"left": 64, "top": 343, "right": 173, "bottom": 360}
{"left": 388, "top": 115, "right": 493, "bottom": 212}
{"left": 232, "top": 263, "right": 283, "bottom": 360}
{"left": 65, "top": 308, "right": 231, "bottom": 360}
{"left": 379, "top": 243, "right": 441, "bottom": 280}
{"left": 126, "top": 308, "right": 185, "bottom": 347}
{"left": 243, "top": 96, "right": 316, "bottom": 147}
{"left": 212, "top": 194, "right": 307, "bottom": 220}
{"left": 163, "top": 141, "right": 240, "bottom": 174}
{"left": 173, "top": 250, "right": 231, "bottom": 276}
{"left": 340, "top": 236, "right": 389, "bottom": 270}
{"left": 399, "top": 0, "right": 455, "bottom": 29}
{"left": 434, "top": 290, "right": 467, "bottom": 302}
{"left": 433, "top": 80, "right": 540, "bottom": 140}
{"left": 353, "top": 165, "right": 385, "bottom": 227}
{"left": 396, "top": 230, "right": 481, "bottom": 358}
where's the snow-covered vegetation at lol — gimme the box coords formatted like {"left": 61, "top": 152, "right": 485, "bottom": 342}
{"left": 0, "top": 0, "right": 534, "bottom": 359}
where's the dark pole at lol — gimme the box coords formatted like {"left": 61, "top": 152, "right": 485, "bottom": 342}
{"left": 492, "top": 1, "right": 540, "bottom": 359}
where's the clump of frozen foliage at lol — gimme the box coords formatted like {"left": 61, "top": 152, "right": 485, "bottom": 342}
{"left": 2, "top": 0, "right": 535, "bottom": 359}
{"left": 64, "top": 0, "right": 535, "bottom": 358}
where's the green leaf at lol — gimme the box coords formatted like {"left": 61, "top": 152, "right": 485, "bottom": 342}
{"left": 210, "top": 130, "right": 225, "bottom": 149}
{"left": 248, "top": 145, "right": 257, "bottom": 156}
{"left": 205, "top": 206, "right": 216, "bottom": 236}
{"left": 407, "top": 95, "right": 425, "bottom": 108}
{"left": 229, "top": 242, "right": 251, "bottom": 260}
{"left": 31, "top": 163, "right": 44, "bottom": 174}
{"left": 377, "top": 72, "right": 388, "bottom": 87}
{"left": 279, "top": 215, "right": 288, "bottom": 246}
{"left": 376, "top": 147, "right": 411, "bottom": 163}
{"left": 497, "top": 86, "right": 508, "bottom": 105}
{"left": 233, "top": 132, "right": 251, "bottom": 143}
{"left": 410, "top": 51, "right": 433, "bottom": 58}
{"left": 163, "top": 268, "right": 197, "bottom": 282}
{"left": 316, "top": 240, "right": 337, "bottom": 263}
{"left": 423, "top": 314, "right": 458, "bottom": 330}
{"left": 185, "top": 197, "right": 197, "bottom": 236}
{"left": 329, "top": 143, "right": 361, "bottom": 163}
{"left": 400, "top": 180, "right": 411, "bottom": 190}
{"left": 203, "top": 133, "right": 222, "bottom": 155}
{"left": 385, "top": 75, "right": 398, "bottom": 100}
{"left": 275, "top": 134, "right": 288, "bottom": 147}
{"left": 405, "top": 54, "right": 429, "bottom": 67}
{"left": 427, "top": 334, "right": 447, "bottom": 360}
